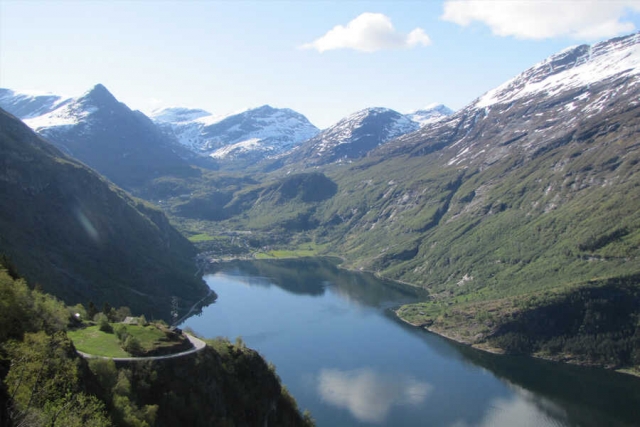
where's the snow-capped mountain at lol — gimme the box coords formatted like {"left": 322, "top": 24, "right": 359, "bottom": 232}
{"left": 150, "top": 105, "right": 319, "bottom": 163}
{"left": 376, "top": 31, "right": 640, "bottom": 170}
{"left": 0, "top": 84, "right": 196, "bottom": 189}
{"left": 0, "top": 88, "right": 71, "bottom": 119}
{"left": 474, "top": 33, "right": 640, "bottom": 110}
{"left": 284, "top": 107, "right": 421, "bottom": 166}
{"left": 151, "top": 106, "right": 211, "bottom": 124}
{"left": 406, "top": 104, "right": 453, "bottom": 127}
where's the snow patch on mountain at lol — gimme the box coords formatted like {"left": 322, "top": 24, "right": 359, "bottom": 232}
{"left": 407, "top": 104, "right": 454, "bottom": 127}
{"left": 433, "top": 33, "right": 640, "bottom": 169}
{"left": 23, "top": 103, "right": 97, "bottom": 130}
{"left": 0, "top": 88, "right": 71, "bottom": 119}
{"left": 209, "top": 138, "right": 267, "bottom": 159}
{"left": 476, "top": 33, "right": 640, "bottom": 109}
{"left": 150, "top": 107, "right": 211, "bottom": 123}
{"left": 20, "top": 85, "right": 113, "bottom": 132}
{"left": 151, "top": 105, "right": 319, "bottom": 160}
{"left": 313, "top": 107, "right": 419, "bottom": 154}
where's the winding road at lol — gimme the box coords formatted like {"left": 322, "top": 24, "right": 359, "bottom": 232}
{"left": 76, "top": 333, "right": 207, "bottom": 362}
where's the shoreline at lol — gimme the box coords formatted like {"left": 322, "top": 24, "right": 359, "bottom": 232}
{"left": 392, "top": 308, "right": 640, "bottom": 379}
{"left": 175, "top": 288, "right": 217, "bottom": 326}
{"left": 197, "top": 253, "right": 640, "bottom": 379}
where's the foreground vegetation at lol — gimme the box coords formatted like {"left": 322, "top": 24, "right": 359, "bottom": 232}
{"left": 0, "top": 259, "right": 314, "bottom": 427}
{"left": 0, "top": 109, "right": 210, "bottom": 322}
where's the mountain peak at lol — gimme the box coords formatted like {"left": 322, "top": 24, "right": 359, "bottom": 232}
{"left": 253, "top": 104, "right": 275, "bottom": 112}
{"left": 81, "top": 83, "right": 118, "bottom": 106}
{"left": 285, "top": 106, "right": 420, "bottom": 166}
{"left": 475, "top": 31, "right": 640, "bottom": 109}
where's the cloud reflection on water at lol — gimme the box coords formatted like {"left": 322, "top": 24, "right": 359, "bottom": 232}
{"left": 450, "top": 385, "right": 569, "bottom": 427}
{"left": 317, "top": 368, "right": 433, "bottom": 424}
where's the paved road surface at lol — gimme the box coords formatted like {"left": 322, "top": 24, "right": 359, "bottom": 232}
{"left": 77, "top": 334, "right": 206, "bottom": 362}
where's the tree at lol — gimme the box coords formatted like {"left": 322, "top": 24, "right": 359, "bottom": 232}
{"left": 87, "top": 301, "right": 98, "bottom": 320}
{"left": 0, "top": 253, "right": 21, "bottom": 279}
{"left": 95, "top": 313, "right": 113, "bottom": 333}
{"left": 102, "top": 302, "right": 111, "bottom": 317}
{"left": 115, "top": 306, "right": 132, "bottom": 322}
{"left": 123, "top": 336, "right": 142, "bottom": 355}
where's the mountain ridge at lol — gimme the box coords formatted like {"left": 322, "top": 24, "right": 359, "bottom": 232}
{"left": 150, "top": 104, "right": 320, "bottom": 164}
{"left": 1, "top": 84, "right": 200, "bottom": 190}
{"left": 281, "top": 107, "right": 421, "bottom": 167}
{"left": 0, "top": 107, "right": 210, "bottom": 319}
{"left": 178, "top": 32, "right": 640, "bottom": 367}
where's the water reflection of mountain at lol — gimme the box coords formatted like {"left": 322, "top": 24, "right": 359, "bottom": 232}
{"left": 209, "top": 258, "right": 426, "bottom": 306}
{"left": 399, "top": 320, "right": 640, "bottom": 427}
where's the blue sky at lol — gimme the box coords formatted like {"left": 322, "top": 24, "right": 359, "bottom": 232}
{"left": 2, "top": 1, "right": 640, "bottom": 128}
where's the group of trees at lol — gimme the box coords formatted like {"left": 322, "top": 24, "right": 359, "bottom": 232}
{"left": 489, "top": 278, "right": 640, "bottom": 367}
{"left": 0, "top": 257, "right": 314, "bottom": 427}
{"left": 0, "top": 259, "right": 112, "bottom": 426}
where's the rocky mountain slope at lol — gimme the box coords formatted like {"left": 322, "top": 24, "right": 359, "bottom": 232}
{"left": 0, "top": 108, "right": 210, "bottom": 319}
{"left": 283, "top": 107, "right": 421, "bottom": 167}
{"left": 0, "top": 84, "right": 198, "bottom": 190}
{"left": 151, "top": 105, "right": 319, "bottom": 164}
{"left": 326, "top": 32, "right": 640, "bottom": 287}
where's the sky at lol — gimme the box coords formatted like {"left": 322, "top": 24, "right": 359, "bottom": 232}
{"left": 2, "top": 0, "right": 640, "bottom": 128}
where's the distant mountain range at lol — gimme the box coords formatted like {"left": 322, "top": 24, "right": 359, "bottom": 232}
{"left": 0, "top": 85, "right": 452, "bottom": 174}
{"left": 406, "top": 104, "right": 453, "bottom": 127}
{"left": 1, "top": 84, "right": 198, "bottom": 190}
{"left": 282, "top": 107, "right": 421, "bottom": 167}
{"left": 181, "top": 31, "right": 640, "bottom": 366}
{"left": 1, "top": 30, "right": 640, "bottom": 368}
{"left": 150, "top": 105, "right": 320, "bottom": 163}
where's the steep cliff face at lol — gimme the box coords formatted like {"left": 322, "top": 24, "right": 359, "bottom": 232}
{"left": 121, "top": 340, "right": 312, "bottom": 427}
{"left": 0, "top": 108, "right": 209, "bottom": 319}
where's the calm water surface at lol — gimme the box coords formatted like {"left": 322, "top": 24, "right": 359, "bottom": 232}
{"left": 182, "top": 259, "right": 640, "bottom": 427}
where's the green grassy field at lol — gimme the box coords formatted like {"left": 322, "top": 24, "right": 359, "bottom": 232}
{"left": 254, "top": 249, "right": 316, "bottom": 259}
{"left": 67, "top": 326, "right": 130, "bottom": 357}
{"left": 68, "top": 323, "right": 177, "bottom": 357}
{"left": 188, "top": 233, "right": 224, "bottom": 242}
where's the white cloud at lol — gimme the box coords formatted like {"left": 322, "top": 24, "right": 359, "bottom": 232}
{"left": 317, "top": 368, "right": 433, "bottom": 423}
{"left": 301, "top": 13, "right": 431, "bottom": 53}
{"left": 441, "top": 0, "right": 640, "bottom": 40}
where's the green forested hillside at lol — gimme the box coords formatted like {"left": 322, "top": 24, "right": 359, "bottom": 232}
{"left": 0, "top": 264, "right": 313, "bottom": 427}
{"left": 153, "top": 37, "right": 640, "bottom": 367}
{"left": 0, "top": 108, "right": 210, "bottom": 320}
